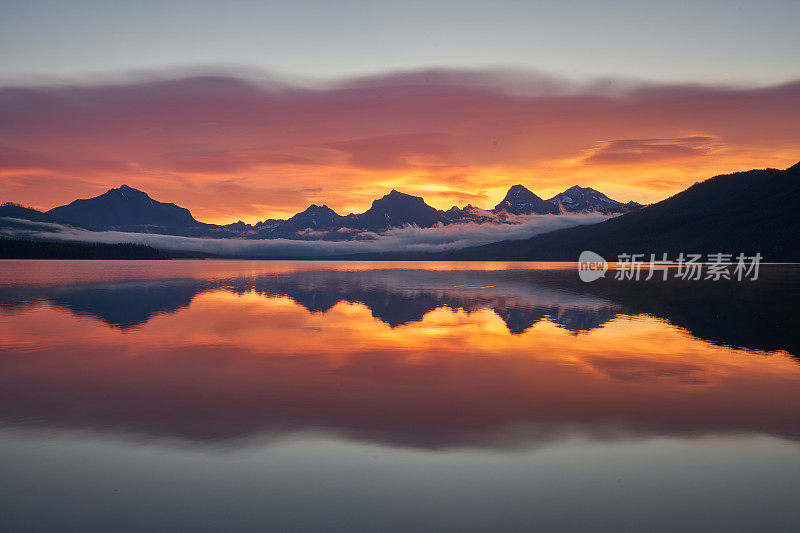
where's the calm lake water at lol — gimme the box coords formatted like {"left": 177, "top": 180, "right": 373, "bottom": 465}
{"left": 1, "top": 260, "right": 799, "bottom": 532}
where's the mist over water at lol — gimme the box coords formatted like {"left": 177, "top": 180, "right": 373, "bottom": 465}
{"left": 0, "top": 213, "right": 609, "bottom": 256}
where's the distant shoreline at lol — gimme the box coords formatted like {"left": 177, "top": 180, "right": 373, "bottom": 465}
{"left": 0, "top": 237, "right": 171, "bottom": 260}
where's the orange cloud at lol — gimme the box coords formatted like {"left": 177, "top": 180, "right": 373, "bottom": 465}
{"left": 583, "top": 135, "right": 719, "bottom": 165}
{"left": 1, "top": 70, "right": 798, "bottom": 223}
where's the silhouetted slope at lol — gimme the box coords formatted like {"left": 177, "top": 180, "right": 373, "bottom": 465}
{"left": 447, "top": 162, "right": 800, "bottom": 261}
{"left": 351, "top": 189, "right": 442, "bottom": 230}
{"left": 0, "top": 203, "right": 68, "bottom": 224}
{"left": 48, "top": 185, "right": 196, "bottom": 229}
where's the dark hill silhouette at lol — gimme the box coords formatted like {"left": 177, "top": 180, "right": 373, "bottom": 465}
{"left": 0, "top": 202, "right": 67, "bottom": 224}
{"left": 48, "top": 184, "right": 198, "bottom": 229}
{"left": 44, "top": 184, "right": 238, "bottom": 237}
{"left": 350, "top": 189, "right": 443, "bottom": 230}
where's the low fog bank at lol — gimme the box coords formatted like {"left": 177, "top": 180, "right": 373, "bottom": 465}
{"left": 0, "top": 214, "right": 609, "bottom": 257}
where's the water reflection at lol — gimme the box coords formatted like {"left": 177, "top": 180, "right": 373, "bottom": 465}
{"left": 2, "top": 265, "right": 797, "bottom": 350}
{"left": 1, "top": 261, "right": 798, "bottom": 450}
{"left": 0, "top": 269, "right": 621, "bottom": 333}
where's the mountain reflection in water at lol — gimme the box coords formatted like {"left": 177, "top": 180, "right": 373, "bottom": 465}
{"left": 0, "top": 261, "right": 798, "bottom": 450}
{"left": 0, "top": 269, "right": 622, "bottom": 333}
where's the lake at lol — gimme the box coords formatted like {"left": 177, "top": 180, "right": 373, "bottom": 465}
{"left": 1, "top": 260, "right": 799, "bottom": 532}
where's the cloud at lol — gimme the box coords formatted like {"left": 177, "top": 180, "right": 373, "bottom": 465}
{"left": 1, "top": 68, "right": 799, "bottom": 221}
{"left": 325, "top": 133, "right": 453, "bottom": 169}
{"left": 583, "top": 136, "right": 719, "bottom": 165}
{"left": 0, "top": 213, "right": 610, "bottom": 257}
{"left": 0, "top": 216, "right": 66, "bottom": 230}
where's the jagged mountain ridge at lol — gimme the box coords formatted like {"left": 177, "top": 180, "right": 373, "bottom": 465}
{"left": 492, "top": 184, "right": 642, "bottom": 215}
{"left": 548, "top": 185, "right": 642, "bottom": 214}
{"left": 3, "top": 182, "right": 638, "bottom": 240}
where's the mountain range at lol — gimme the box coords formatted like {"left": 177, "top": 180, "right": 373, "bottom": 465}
{"left": 2, "top": 161, "right": 798, "bottom": 260}
{"left": 1, "top": 182, "right": 640, "bottom": 240}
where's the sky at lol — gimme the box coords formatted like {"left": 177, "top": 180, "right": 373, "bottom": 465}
{"left": 1, "top": 0, "right": 799, "bottom": 223}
